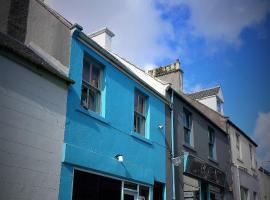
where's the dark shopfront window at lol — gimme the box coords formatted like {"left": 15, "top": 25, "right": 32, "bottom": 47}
{"left": 72, "top": 170, "right": 121, "bottom": 200}
{"left": 72, "top": 170, "right": 152, "bottom": 200}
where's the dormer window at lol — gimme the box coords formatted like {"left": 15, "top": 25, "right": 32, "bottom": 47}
{"left": 217, "top": 98, "right": 222, "bottom": 114}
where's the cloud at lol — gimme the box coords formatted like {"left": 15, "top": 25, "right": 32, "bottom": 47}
{"left": 45, "top": 0, "right": 178, "bottom": 68}
{"left": 45, "top": 0, "right": 270, "bottom": 69}
{"left": 161, "top": 0, "right": 270, "bottom": 46}
{"left": 254, "top": 112, "right": 270, "bottom": 167}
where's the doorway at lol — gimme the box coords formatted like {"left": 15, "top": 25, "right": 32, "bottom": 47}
{"left": 153, "top": 182, "right": 164, "bottom": 200}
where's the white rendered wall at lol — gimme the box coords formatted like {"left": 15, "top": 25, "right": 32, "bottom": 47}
{"left": 198, "top": 96, "right": 217, "bottom": 112}
{"left": 229, "top": 125, "right": 259, "bottom": 200}
{"left": 0, "top": 55, "right": 68, "bottom": 200}
{"left": 229, "top": 125, "right": 257, "bottom": 175}
{"left": 91, "top": 33, "right": 112, "bottom": 51}
{"left": 258, "top": 170, "right": 270, "bottom": 200}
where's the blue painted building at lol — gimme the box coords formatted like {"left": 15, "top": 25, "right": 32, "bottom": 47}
{"left": 59, "top": 25, "right": 170, "bottom": 200}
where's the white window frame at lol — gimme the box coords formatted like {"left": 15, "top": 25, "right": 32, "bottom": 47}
{"left": 236, "top": 132, "right": 243, "bottom": 160}
{"left": 183, "top": 108, "right": 193, "bottom": 147}
{"left": 133, "top": 90, "right": 147, "bottom": 137}
{"left": 80, "top": 54, "right": 103, "bottom": 114}
{"left": 208, "top": 127, "right": 216, "bottom": 160}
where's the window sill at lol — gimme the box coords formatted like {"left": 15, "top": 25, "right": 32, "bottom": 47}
{"left": 183, "top": 143, "right": 196, "bottom": 152}
{"left": 130, "top": 132, "right": 153, "bottom": 145}
{"left": 208, "top": 157, "right": 218, "bottom": 165}
{"left": 237, "top": 158, "right": 244, "bottom": 163}
{"left": 76, "top": 107, "right": 109, "bottom": 125}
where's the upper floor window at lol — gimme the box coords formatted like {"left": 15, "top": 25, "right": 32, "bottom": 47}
{"left": 81, "top": 55, "right": 102, "bottom": 113}
{"left": 134, "top": 90, "right": 147, "bottom": 137}
{"left": 217, "top": 99, "right": 222, "bottom": 113}
{"left": 183, "top": 109, "right": 193, "bottom": 146}
{"left": 236, "top": 132, "right": 242, "bottom": 160}
{"left": 208, "top": 127, "right": 216, "bottom": 160}
{"left": 249, "top": 144, "right": 256, "bottom": 169}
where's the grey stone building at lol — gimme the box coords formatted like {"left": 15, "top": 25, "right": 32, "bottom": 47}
{"left": 0, "top": 32, "right": 73, "bottom": 199}
{"left": 189, "top": 87, "right": 260, "bottom": 200}
{"left": 149, "top": 61, "right": 233, "bottom": 200}
{"left": 0, "top": 0, "right": 72, "bottom": 67}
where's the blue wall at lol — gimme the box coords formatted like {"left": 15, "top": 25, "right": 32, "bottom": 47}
{"left": 59, "top": 33, "right": 166, "bottom": 199}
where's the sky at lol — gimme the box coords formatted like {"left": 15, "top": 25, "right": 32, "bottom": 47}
{"left": 45, "top": 0, "right": 270, "bottom": 166}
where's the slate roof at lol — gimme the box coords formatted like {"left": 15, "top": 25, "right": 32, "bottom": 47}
{"left": 188, "top": 86, "right": 220, "bottom": 100}
{"left": 0, "top": 32, "right": 74, "bottom": 83}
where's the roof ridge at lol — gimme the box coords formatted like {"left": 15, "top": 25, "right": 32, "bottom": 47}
{"left": 35, "top": 0, "right": 73, "bottom": 28}
{"left": 188, "top": 85, "right": 221, "bottom": 95}
{"left": 109, "top": 51, "right": 170, "bottom": 86}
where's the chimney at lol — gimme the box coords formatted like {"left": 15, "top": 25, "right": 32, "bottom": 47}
{"left": 148, "top": 59, "right": 184, "bottom": 92}
{"left": 88, "top": 27, "right": 115, "bottom": 51}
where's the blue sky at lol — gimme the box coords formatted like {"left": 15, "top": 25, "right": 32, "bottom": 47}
{"left": 46, "top": 0, "right": 270, "bottom": 164}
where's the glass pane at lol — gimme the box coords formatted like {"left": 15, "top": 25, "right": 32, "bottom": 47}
{"left": 184, "top": 128, "right": 190, "bottom": 145}
{"left": 83, "top": 59, "right": 90, "bottom": 82}
{"left": 183, "top": 111, "right": 190, "bottom": 128}
{"left": 134, "top": 93, "right": 139, "bottom": 112}
{"left": 209, "top": 144, "right": 213, "bottom": 158}
{"left": 124, "top": 194, "right": 135, "bottom": 200}
{"left": 88, "top": 88, "right": 100, "bottom": 113}
{"left": 91, "top": 65, "right": 100, "bottom": 89}
{"left": 81, "top": 85, "right": 88, "bottom": 109}
{"left": 124, "top": 182, "right": 137, "bottom": 190}
{"left": 139, "top": 186, "right": 149, "bottom": 200}
{"left": 134, "top": 114, "right": 139, "bottom": 133}
{"left": 140, "top": 117, "right": 145, "bottom": 136}
{"left": 138, "top": 95, "right": 144, "bottom": 114}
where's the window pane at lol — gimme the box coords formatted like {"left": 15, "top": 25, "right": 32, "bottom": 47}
{"left": 83, "top": 59, "right": 90, "bottom": 82}
{"left": 91, "top": 65, "right": 100, "bottom": 89}
{"left": 184, "top": 128, "right": 190, "bottom": 145}
{"left": 139, "top": 117, "right": 145, "bottom": 136}
{"left": 88, "top": 88, "right": 100, "bottom": 112}
{"left": 134, "top": 94, "right": 139, "bottom": 112}
{"left": 138, "top": 96, "right": 144, "bottom": 114}
{"left": 124, "top": 182, "right": 137, "bottom": 190}
{"left": 139, "top": 186, "right": 149, "bottom": 200}
{"left": 81, "top": 85, "right": 88, "bottom": 109}
{"left": 209, "top": 144, "right": 213, "bottom": 158}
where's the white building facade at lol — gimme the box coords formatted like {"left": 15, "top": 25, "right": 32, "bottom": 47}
{"left": 227, "top": 122, "right": 259, "bottom": 200}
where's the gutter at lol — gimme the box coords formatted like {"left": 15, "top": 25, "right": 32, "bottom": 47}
{"left": 70, "top": 25, "right": 170, "bottom": 105}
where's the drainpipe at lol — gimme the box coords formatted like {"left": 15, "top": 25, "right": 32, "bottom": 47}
{"left": 170, "top": 90, "right": 176, "bottom": 200}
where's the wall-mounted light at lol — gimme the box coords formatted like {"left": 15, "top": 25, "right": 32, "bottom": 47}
{"left": 115, "top": 154, "right": 124, "bottom": 162}
{"left": 158, "top": 124, "right": 163, "bottom": 130}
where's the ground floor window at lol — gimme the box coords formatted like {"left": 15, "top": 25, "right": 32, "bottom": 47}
{"left": 183, "top": 175, "right": 200, "bottom": 200}
{"left": 72, "top": 170, "right": 153, "bottom": 200}
{"left": 183, "top": 175, "right": 224, "bottom": 200}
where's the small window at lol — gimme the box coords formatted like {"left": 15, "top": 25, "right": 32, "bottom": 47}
{"left": 253, "top": 192, "right": 257, "bottom": 200}
{"left": 240, "top": 187, "right": 249, "bottom": 200}
{"left": 134, "top": 90, "right": 147, "bottom": 136}
{"left": 249, "top": 144, "right": 255, "bottom": 169}
{"left": 80, "top": 55, "right": 102, "bottom": 113}
{"left": 208, "top": 127, "right": 216, "bottom": 160}
{"left": 236, "top": 132, "right": 242, "bottom": 160}
{"left": 183, "top": 109, "right": 193, "bottom": 146}
{"left": 217, "top": 99, "right": 222, "bottom": 113}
